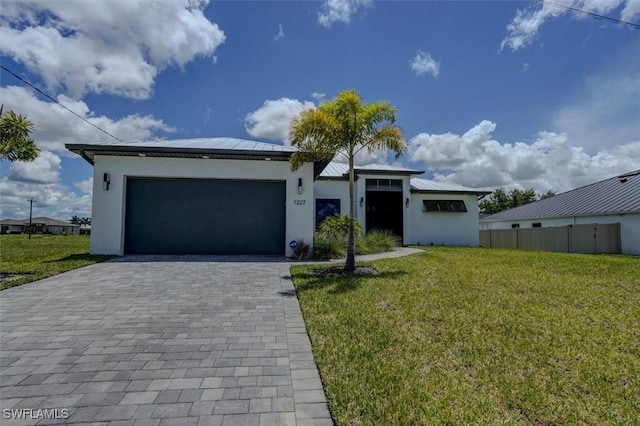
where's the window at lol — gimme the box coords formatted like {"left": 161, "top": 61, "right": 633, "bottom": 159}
{"left": 423, "top": 200, "right": 467, "bottom": 213}
{"left": 366, "top": 179, "right": 402, "bottom": 192}
{"left": 316, "top": 199, "right": 341, "bottom": 228}
{"left": 532, "top": 223, "right": 542, "bottom": 228}
{"left": 511, "top": 224, "right": 520, "bottom": 229}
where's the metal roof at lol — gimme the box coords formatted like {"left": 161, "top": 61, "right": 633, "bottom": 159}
{"left": 481, "top": 170, "right": 640, "bottom": 222}
{"left": 410, "top": 178, "right": 490, "bottom": 195}
{"left": 66, "top": 137, "right": 295, "bottom": 164}
{"left": 0, "top": 217, "right": 77, "bottom": 226}
{"left": 319, "top": 161, "right": 423, "bottom": 179}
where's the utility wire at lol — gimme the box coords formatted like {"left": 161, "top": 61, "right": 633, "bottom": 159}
{"left": 539, "top": 0, "right": 640, "bottom": 30}
{"left": 0, "top": 65, "right": 124, "bottom": 143}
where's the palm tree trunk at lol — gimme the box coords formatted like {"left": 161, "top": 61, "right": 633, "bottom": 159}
{"left": 345, "top": 152, "right": 356, "bottom": 272}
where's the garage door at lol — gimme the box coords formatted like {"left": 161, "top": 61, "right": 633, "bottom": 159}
{"left": 125, "top": 178, "right": 286, "bottom": 255}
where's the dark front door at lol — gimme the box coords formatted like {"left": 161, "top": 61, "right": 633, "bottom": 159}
{"left": 125, "top": 178, "right": 286, "bottom": 255}
{"left": 365, "top": 190, "right": 403, "bottom": 242}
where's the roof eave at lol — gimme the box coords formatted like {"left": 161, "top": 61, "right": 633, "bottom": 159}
{"left": 479, "top": 209, "right": 640, "bottom": 222}
{"left": 410, "top": 189, "right": 491, "bottom": 196}
{"left": 65, "top": 143, "right": 294, "bottom": 164}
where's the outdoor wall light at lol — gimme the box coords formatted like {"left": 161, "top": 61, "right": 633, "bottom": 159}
{"left": 406, "top": 197, "right": 410, "bottom": 208}
{"left": 298, "top": 178, "right": 303, "bottom": 195}
{"left": 103, "top": 172, "right": 110, "bottom": 191}
{"left": 360, "top": 197, "right": 364, "bottom": 207}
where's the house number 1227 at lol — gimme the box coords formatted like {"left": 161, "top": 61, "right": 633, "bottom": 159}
{"left": 294, "top": 200, "right": 306, "bottom": 205}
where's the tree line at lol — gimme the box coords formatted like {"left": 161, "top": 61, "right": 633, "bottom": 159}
{"left": 70, "top": 216, "right": 91, "bottom": 226}
{"left": 479, "top": 187, "right": 555, "bottom": 215}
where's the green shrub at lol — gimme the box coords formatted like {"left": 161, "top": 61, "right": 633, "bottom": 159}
{"left": 292, "top": 239, "right": 310, "bottom": 260}
{"left": 317, "top": 214, "right": 362, "bottom": 240}
{"left": 357, "top": 229, "right": 400, "bottom": 254}
{"left": 312, "top": 235, "right": 346, "bottom": 259}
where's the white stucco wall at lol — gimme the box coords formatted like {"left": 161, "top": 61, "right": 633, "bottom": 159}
{"left": 480, "top": 214, "right": 640, "bottom": 255}
{"left": 409, "top": 193, "right": 481, "bottom": 246}
{"left": 91, "top": 156, "right": 314, "bottom": 256}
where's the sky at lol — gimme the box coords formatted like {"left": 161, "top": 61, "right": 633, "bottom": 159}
{"left": 1, "top": 0, "right": 639, "bottom": 220}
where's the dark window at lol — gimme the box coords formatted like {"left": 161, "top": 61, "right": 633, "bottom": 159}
{"left": 423, "top": 200, "right": 467, "bottom": 213}
{"left": 511, "top": 224, "right": 520, "bottom": 229}
{"left": 316, "top": 199, "right": 341, "bottom": 228}
{"left": 532, "top": 223, "right": 542, "bottom": 228}
{"left": 366, "top": 179, "right": 402, "bottom": 192}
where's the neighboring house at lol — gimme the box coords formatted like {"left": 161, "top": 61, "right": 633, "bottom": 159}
{"left": 66, "top": 138, "right": 488, "bottom": 256}
{"left": 480, "top": 170, "right": 640, "bottom": 255}
{"left": 0, "top": 217, "right": 80, "bottom": 235}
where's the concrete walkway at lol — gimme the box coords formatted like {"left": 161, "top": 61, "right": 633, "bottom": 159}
{"left": 0, "top": 258, "right": 333, "bottom": 425}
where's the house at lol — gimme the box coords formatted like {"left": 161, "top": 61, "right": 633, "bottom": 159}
{"left": 0, "top": 217, "right": 80, "bottom": 235}
{"left": 65, "top": 138, "right": 488, "bottom": 256}
{"left": 480, "top": 170, "right": 640, "bottom": 255}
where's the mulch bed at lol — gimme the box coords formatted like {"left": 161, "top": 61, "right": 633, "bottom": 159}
{"left": 311, "top": 266, "right": 379, "bottom": 278}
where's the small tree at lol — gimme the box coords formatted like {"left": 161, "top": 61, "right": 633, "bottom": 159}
{"left": 0, "top": 107, "right": 39, "bottom": 162}
{"left": 289, "top": 90, "right": 405, "bottom": 272}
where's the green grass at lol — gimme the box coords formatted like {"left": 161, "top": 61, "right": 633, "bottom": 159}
{"left": 0, "top": 234, "right": 115, "bottom": 290}
{"left": 291, "top": 247, "right": 640, "bottom": 425}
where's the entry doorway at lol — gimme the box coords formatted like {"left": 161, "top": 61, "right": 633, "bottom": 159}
{"left": 365, "top": 179, "right": 403, "bottom": 242}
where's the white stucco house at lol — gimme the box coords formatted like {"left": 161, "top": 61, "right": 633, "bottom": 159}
{"left": 480, "top": 170, "right": 640, "bottom": 255}
{"left": 66, "top": 138, "right": 488, "bottom": 257}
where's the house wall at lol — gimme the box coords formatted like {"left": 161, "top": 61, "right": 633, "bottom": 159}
{"left": 481, "top": 214, "right": 640, "bottom": 255}
{"left": 2, "top": 225, "right": 25, "bottom": 234}
{"left": 409, "top": 193, "right": 481, "bottom": 246}
{"left": 91, "top": 156, "right": 315, "bottom": 256}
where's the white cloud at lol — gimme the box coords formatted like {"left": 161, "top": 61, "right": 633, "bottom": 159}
{"left": 0, "top": 0, "right": 225, "bottom": 99}
{"left": 409, "top": 120, "right": 640, "bottom": 193}
{"left": 311, "top": 92, "right": 326, "bottom": 102}
{"left": 73, "top": 178, "right": 93, "bottom": 195}
{"left": 410, "top": 50, "right": 440, "bottom": 77}
{"left": 274, "top": 24, "right": 284, "bottom": 41}
{"left": 318, "top": 0, "right": 372, "bottom": 28}
{"left": 522, "top": 62, "right": 531, "bottom": 73}
{"left": 245, "top": 98, "right": 315, "bottom": 144}
{"left": 6, "top": 151, "right": 61, "bottom": 183}
{"left": 0, "top": 86, "right": 174, "bottom": 154}
{"left": 501, "top": 0, "right": 639, "bottom": 51}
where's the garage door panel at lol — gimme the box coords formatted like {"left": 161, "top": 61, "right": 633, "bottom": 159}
{"left": 125, "top": 178, "right": 285, "bottom": 255}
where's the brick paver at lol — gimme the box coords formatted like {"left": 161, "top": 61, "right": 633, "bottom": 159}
{"left": 0, "top": 256, "right": 332, "bottom": 425}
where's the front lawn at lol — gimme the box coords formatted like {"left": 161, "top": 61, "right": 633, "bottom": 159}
{"left": 291, "top": 247, "right": 640, "bottom": 425}
{"left": 0, "top": 234, "right": 114, "bottom": 290}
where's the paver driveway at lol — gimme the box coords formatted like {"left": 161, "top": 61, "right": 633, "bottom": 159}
{"left": 0, "top": 256, "right": 332, "bottom": 425}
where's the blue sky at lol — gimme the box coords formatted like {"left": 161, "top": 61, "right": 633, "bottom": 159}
{"left": 1, "top": 0, "right": 639, "bottom": 219}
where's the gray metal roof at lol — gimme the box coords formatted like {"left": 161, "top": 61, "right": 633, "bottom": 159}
{"left": 481, "top": 170, "right": 640, "bottom": 222}
{"left": 0, "top": 217, "right": 77, "bottom": 226}
{"left": 410, "top": 178, "right": 490, "bottom": 195}
{"left": 319, "top": 161, "right": 423, "bottom": 178}
{"left": 66, "top": 137, "right": 295, "bottom": 164}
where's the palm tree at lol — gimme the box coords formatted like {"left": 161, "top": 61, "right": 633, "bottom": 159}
{"left": 80, "top": 217, "right": 91, "bottom": 226}
{"left": 289, "top": 90, "right": 405, "bottom": 272}
{"left": 0, "top": 106, "right": 39, "bottom": 163}
{"left": 70, "top": 215, "right": 81, "bottom": 225}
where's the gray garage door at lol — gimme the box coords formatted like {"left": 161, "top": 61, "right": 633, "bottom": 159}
{"left": 125, "top": 178, "right": 286, "bottom": 255}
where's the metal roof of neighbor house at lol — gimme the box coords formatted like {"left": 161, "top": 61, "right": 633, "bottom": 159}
{"left": 480, "top": 170, "right": 640, "bottom": 222}
{"left": 409, "top": 178, "right": 490, "bottom": 195}
{"left": 319, "top": 161, "right": 423, "bottom": 178}
{"left": 0, "top": 217, "right": 78, "bottom": 226}
{"left": 65, "top": 137, "right": 296, "bottom": 164}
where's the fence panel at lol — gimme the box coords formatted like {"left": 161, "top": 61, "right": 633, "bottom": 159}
{"left": 479, "top": 223, "right": 620, "bottom": 254}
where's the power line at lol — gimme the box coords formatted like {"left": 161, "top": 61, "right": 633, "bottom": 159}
{"left": 539, "top": 0, "right": 640, "bottom": 30}
{"left": 0, "top": 65, "right": 124, "bottom": 143}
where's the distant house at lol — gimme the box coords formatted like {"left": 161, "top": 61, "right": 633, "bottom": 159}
{"left": 65, "top": 138, "right": 489, "bottom": 256}
{"left": 0, "top": 217, "right": 80, "bottom": 235}
{"left": 480, "top": 170, "right": 640, "bottom": 255}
